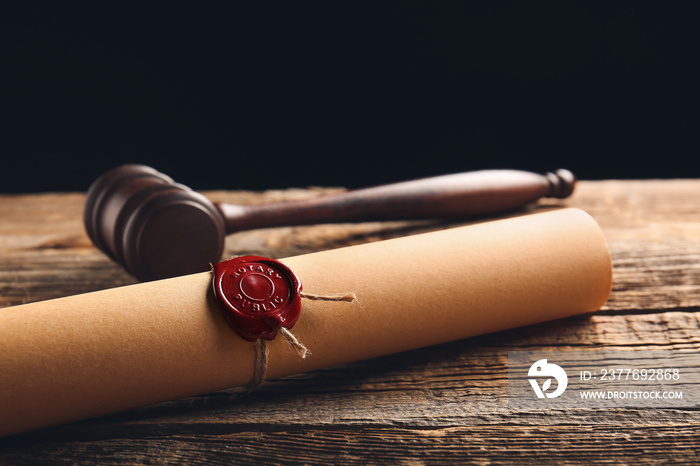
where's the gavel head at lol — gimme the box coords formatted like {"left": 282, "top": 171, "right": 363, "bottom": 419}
{"left": 84, "top": 164, "right": 226, "bottom": 281}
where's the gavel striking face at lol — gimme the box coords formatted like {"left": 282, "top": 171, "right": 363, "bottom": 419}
{"left": 83, "top": 165, "right": 226, "bottom": 282}
{"left": 84, "top": 164, "right": 575, "bottom": 282}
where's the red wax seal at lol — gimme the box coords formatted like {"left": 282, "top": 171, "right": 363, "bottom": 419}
{"left": 212, "top": 255, "right": 302, "bottom": 342}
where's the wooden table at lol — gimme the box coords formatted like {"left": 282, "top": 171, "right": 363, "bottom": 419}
{"left": 0, "top": 179, "right": 698, "bottom": 464}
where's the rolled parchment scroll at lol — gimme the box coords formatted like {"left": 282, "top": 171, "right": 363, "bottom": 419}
{"left": 0, "top": 208, "right": 612, "bottom": 437}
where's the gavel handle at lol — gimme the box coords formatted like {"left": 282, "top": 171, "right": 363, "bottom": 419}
{"left": 216, "top": 169, "right": 575, "bottom": 232}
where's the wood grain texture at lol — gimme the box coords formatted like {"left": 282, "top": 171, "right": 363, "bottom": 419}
{"left": 1, "top": 180, "right": 699, "bottom": 464}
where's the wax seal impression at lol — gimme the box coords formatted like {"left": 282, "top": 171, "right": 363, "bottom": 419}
{"left": 212, "top": 256, "right": 302, "bottom": 342}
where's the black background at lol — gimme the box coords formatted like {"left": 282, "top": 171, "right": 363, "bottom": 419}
{"left": 2, "top": 2, "right": 698, "bottom": 193}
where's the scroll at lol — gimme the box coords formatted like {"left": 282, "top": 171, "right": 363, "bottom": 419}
{"left": 0, "top": 208, "right": 612, "bottom": 437}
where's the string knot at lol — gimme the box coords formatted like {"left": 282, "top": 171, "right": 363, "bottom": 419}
{"left": 249, "top": 290, "right": 360, "bottom": 390}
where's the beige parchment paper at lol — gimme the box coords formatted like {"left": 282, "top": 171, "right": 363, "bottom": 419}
{"left": 0, "top": 208, "right": 612, "bottom": 436}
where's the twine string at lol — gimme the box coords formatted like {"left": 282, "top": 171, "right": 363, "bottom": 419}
{"left": 249, "top": 291, "right": 359, "bottom": 389}
{"left": 300, "top": 291, "right": 360, "bottom": 304}
{"left": 251, "top": 339, "right": 269, "bottom": 388}
{"left": 279, "top": 327, "right": 311, "bottom": 359}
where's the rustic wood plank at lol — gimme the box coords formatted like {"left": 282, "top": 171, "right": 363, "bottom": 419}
{"left": 1, "top": 179, "right": 699, "bottom": 464}
{"left": 1, "top": 425, "right": 698, "bottom": 466}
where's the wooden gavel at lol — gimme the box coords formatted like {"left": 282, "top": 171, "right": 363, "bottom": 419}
{"left": 84, "top": 165, "right": 575, "bottom": 281}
